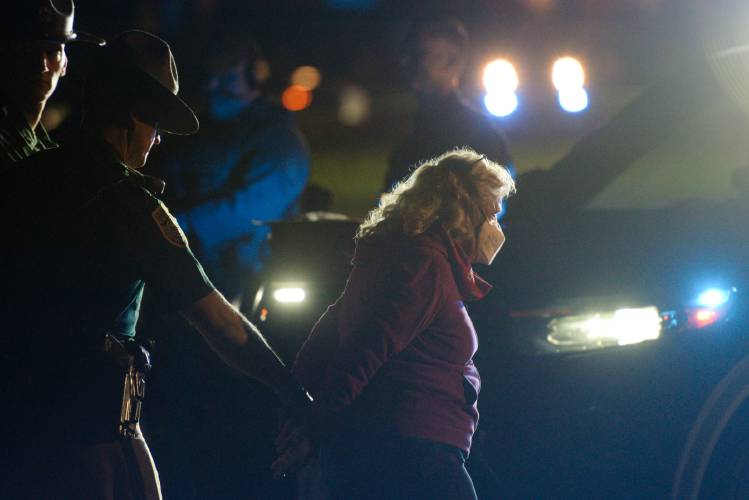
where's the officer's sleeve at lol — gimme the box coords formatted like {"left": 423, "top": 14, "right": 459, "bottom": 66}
{"left": 123, "top": 185, "right": 215, "bottom": 311}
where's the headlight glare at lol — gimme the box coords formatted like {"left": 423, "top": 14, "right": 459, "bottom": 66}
{"left": 547, "top": 306, "right": 661, "bottom": 349}
{"left": 273, "top": 287, "right": 306, "bottom": 303}
{"left": 696, "top": 288, "right": 731, "bottom": 308}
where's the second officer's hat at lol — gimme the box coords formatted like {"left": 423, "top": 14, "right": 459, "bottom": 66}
{"left": 87, "top": 30, "right": 199, "bottom": 136}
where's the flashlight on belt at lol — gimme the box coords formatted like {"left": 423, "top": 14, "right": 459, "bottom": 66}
{"left": 104, "top": 334, "right": 153, "bottom": 439}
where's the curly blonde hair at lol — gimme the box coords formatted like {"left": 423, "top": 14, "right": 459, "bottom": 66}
{"left": 358, "top": 148, "right": 516, "bottom": 255}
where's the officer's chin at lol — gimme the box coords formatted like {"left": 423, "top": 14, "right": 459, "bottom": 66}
{"left": 126, "top": 154, "right": 149, "bottom": 170}
{"left": 25, "top": 82, "right": 52, "bottom": 104}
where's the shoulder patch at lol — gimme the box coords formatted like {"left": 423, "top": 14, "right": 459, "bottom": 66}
{"left": 151, "top": 200, "right": 188, "bottom": 248}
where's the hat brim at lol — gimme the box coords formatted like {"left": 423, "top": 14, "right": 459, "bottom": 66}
{"left": 67, "top": 31, "right": 106, "bottom": 46}
{"left": 26, "top": 31, "right": 105, "bottom": 46}
{"left": 148, "top": 80, "right": 200, "bottom": 135}
{"left": 131, "top": 70, "right": 199, "bottom": 135}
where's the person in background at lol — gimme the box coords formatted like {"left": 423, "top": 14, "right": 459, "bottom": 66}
{"left": 383, "top": 17, "right": 513, "bottom": 192}
{"left": 155, "top": 26, "right": 310, "bottom": 309}
{"left": 142, "top": 24, "right": 311, "bottom": 498}
{"left": 274, "top": 148, "right": 515, "bottom": 500}
{"left": 0, "top": 0, "right": 104, "bottom": 170}
{"left": 1, "top": 30, "right": 311, "bottom": 499}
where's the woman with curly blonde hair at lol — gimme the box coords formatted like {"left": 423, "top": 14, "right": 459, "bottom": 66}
{"left": 274, "top": 148, "right": 515, "bottom": 499}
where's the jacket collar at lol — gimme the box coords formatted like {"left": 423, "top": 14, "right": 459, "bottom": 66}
{"left": 79, "top": 134, "right": 166, "bottom": 195}
{"left": 0, "top": 93, "right": 57, "bottom": 152}
{"left": 355, "top": 224, "right": 492, "bottom": 302}
{"left": 432, "top": 224, "right": 492, "bottom": 302}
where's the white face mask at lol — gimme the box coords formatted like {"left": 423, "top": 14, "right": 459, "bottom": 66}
{"left": 475, "top": 218, "right": 505, "bottom": 265}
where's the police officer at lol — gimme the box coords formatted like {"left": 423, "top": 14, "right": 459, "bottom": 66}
{"left": 1, "top": 31, "right": 311, "bottom": 499}
{"left": 0, "top": 0, "right": 104, "bottom": 170}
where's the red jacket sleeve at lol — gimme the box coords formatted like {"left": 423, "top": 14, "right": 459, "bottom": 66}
{"left": 303, "top": 245, "right": 447, "bottom": 434}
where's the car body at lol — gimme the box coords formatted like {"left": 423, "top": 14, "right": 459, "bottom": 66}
{"left": 470, "top": 48, "right": 749, "bottom": 498}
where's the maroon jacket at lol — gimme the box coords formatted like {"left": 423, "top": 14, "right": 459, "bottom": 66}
{"left": 292, "top": 224, "right": 491, "bottom": 452}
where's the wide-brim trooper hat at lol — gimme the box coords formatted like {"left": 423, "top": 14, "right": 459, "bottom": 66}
{"left": 93, "top": 30, "right": 199, "bottom": 135}
{"left": 4, "top": 0, "right": 105, "bottom": 45}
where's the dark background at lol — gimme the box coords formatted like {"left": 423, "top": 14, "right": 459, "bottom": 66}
{"left": 55, "top": 0, "right": 702, "bottom": 218}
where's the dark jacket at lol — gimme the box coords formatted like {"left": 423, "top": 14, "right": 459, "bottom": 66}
{"left": 0, "top": 94, "right": 56, "bottom": 171}
{"left": 384, "top": 91, "right": 513, "bottom": 191}
{"left": 292, "top": 224, "right": 491, "bottom": 452}
{"left": 1, "top": 136, "right": 214, "bottom": 443}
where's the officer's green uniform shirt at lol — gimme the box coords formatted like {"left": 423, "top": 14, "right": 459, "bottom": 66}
{"left": 0, "top": 94, "right": 56, "bottom": 171}
{"left": 3, "top": 135, "right": 215, "bottom": 346}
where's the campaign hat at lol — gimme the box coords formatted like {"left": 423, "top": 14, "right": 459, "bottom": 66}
{"left": 4, "top": 0, "right": 105, "bottom": 45}
{"left": 91, "top": 30, "right": 199, "bottom": 135}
